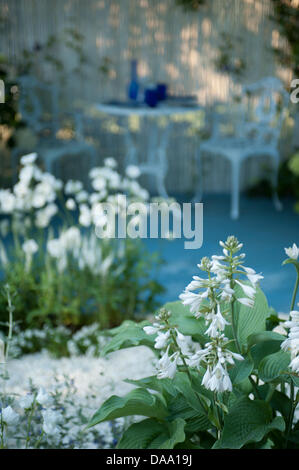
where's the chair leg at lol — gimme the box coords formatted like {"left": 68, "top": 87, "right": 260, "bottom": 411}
{"left": 230, "top": 159, "right": 241, "bottom": 219}
{"left": 270, "top": 151, "right": 283, "bottom": 211}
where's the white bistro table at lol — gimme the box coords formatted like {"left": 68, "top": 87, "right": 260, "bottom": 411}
{"left": 96, "top": 101, "right": 203, "bottom": 198}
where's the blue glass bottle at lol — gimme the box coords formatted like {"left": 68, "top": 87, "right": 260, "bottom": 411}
{"left": 128, "top": 59, "right": 139, "bottom": 101}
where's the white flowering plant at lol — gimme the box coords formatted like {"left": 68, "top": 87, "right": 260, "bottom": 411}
{"left": 0, "top": 153, "right": 164, "bottom": 330}
{"left": 0, "top": 285, "right": 130, "bottom": 449}
{"left": 88, "top": 237, "right": 299, "bottom": 449}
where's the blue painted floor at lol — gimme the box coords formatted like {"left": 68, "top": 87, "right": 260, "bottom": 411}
{"left": 144, "top": 194, "right": 299, "bottom": 314}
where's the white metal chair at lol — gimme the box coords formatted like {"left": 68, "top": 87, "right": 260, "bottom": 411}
{"left": 13, "top": 75, "right": 96, "bottom": 176}
{"left": 196, "top": 77, "right": 289, "bottom": 218}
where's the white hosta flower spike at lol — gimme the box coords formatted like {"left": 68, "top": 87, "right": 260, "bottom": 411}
{"left": 285, "top": 243, "right": 299, "bottom": 260}
{"left": 281, "top": 309, "right": 299, "bottom": 372}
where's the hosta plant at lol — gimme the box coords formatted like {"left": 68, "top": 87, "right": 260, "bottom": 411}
{"left": 88, "top": 236, "right": 299, "bottom": 449}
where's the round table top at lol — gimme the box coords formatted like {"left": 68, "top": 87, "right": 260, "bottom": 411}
{"left": 95, "top": 101, "right": 203, "bottom": 117}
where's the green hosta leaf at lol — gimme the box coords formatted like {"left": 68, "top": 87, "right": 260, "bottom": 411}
{"left": 168, "top": 394, "right": 210, "bottom": 431}
{"left": 101, "top": 320, "right": 155, "bottom": 356}
{"left": 216, "top": 397, "right": 285, "bottom": 449}
{"left": 125, "top": 376, "right": 178, "bottom": 401}
{"left": 117, "top": 418, "right": 186, "bottom": 449}
{"left": 234, "top": 285, "right": 269, "bottom": 349}
{"left": 162, "top": 301, "right": 207, "bottom": 342}
{"left": 250, "top": 340, "right": 283, "bottom": 368}
{"left": 258, "top": 350, "right": 291, "bottom": 382}
{"left": 247, "top": 331, "right": 285, "bottom": 350}
{"left": 87, "top": 388, "right": 167, "bottom": 428}
{"left": 173, "top": 372, "right": 210, "bottom": 413}
{"left": 229, "top": 356, "right": 254, "bottom": 384}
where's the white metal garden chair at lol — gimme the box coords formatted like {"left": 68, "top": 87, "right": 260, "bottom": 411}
{"left": 196, "top": 77, "right": 289, "bottom": 219}
{"left": 12, "top": 75, "right": 96, "bottom": 176}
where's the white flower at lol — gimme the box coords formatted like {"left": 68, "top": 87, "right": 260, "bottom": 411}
{"left": 285, "top": 243, "right": 299, "bottom": 260}
{"left": 65, "top": 180, "right": 83, "bottom": 195}
{"left": 47, "top": 239, "right": 63, "bottom": 258}
{"left": 19, "top": 394, "right": 34, "bottom": 410}
{"left": 104, "top": 157, "right": 117, "bottom": 169}
{"left": 36, "top": 387, "right": 54, "bottom": 407}
{"left": 154, "top": 330, "right": 170, "bottom": 349}
{"left": 176, "top": 330, "right": 193, "bottom": 356}
{"left": 22, "top": 239, "right": 38, "bottom": 255}
{"left": 20, "top": 152, "right": 38, "bottom": 165}
{"left": 66, "top": 198, "right": 76, "bottom": 210}
{"left": 205, "top": 304, "right": 229, "bottom": 338}
{"left": 143, "top": 325, "right": 160, "bottom": 335}
{"left": 0, "top": 189, "right": 16, "bottom": 213}
{"left": 76, "top": 190, "right": 89, "bottom": 203}
{"left": 1, "top": 406, "right": 19, "bottom": 425}
{"left": 92, "top": 177, "right": 106, "bottom": 192}
{"left": 179, "top": 291, "right": 203, "bottom": 315}
{"left": 157, "top": 348, "right": 179, "bottom": 379}
{"left": 237, "top": 297, "right": 255, "bottom": 308}
{"left": 290, "top": 355, "right": 299, "bottom": 373}
{"left": 126, "top": 165, "right": 141, "bottom": 179}
{"left": 235, "top": 280, "right": 256, "bottom": 299}
{"left": 79, "top": 205, "right": 92, "bottom": 227}
{"left": 281, "top": 309, "right": 299, "bottom": 372}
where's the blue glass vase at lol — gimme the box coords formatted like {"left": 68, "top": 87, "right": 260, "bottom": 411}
{"left": 128, "top": 60, "right": 139, "bottom": 101}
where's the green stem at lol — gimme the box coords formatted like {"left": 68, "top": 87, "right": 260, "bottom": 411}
{"left": 169, "top": 328, "right": 209, "bottom": 416}
{"left": 25, "top": 396, "right": 37, "bottom": 449}
{"left": 290, "top": 270, "right": 299, "bottom": 311}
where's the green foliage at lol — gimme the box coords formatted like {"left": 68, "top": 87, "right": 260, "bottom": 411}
{"left": 215, "top": 397, "right": 285, "bottom": 449}
{"left": 0, "top": 238, "right": 164, "bottom": 330}
{"left": 118, "top": 418, "right": 186, "bottom": 449}
{"left": 87, "top": 247, "right": 299, "bottom": 449}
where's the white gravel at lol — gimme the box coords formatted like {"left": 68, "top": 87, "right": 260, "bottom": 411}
{"left": 5, "top": 346, "right": 156, "bottom": 408}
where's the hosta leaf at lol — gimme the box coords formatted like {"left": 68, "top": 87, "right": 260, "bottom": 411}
{"left": 247, "top": 331, "right": 285, "bottom": 350}
{"left": 101, "top": 320, "right": 155, "bottom": 356}
{"left": 216, "top": 397, "right": 285, "bottom": 449}
{"left": 162, "top": 301, "right": 207, "bottom": 342}
{"left": 250, "top": 340, "right": 283, "bottom": 368}
{"left": 125, "top": 376, "right": 178, "bottom": 401}
{"left": 229, "top": 356, "right": 254, "bottom": 384}
{"left": 258, "top": 350, "right": 291, "bottom": 382}
{"left": 117, "top": 418, "right": 186, "bottom": 449}
{"left": 234, "top": 285, "right": 269, "bottom": 348}
{"left": 87, "top": 388, "right": 167, "bottom": 427}
{"left": 173, "top": 372, "right": 210, "bottom": 413}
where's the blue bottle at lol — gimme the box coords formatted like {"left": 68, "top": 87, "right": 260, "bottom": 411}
{"left": 128, "top": 60, "right": 139, "bottom": 101}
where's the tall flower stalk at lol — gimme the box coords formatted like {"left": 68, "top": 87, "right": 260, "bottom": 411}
{"left": 281, "top": 243, "right": 299, "bottom": 447}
